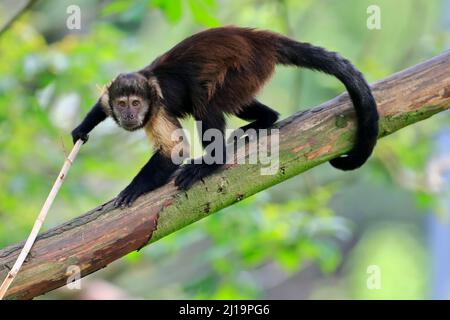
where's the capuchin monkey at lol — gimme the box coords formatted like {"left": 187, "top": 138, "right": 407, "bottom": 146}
{"left": 71, "top": 26, "right": 379, "bottom": 208}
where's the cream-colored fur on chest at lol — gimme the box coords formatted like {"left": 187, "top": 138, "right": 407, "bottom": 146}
{"left": 144, "top": 108, "right": 188, "bottom": 158}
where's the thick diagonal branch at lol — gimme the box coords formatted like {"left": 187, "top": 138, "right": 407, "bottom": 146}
{"left": 1, "top": 51, "right": 449, "bottom": 300}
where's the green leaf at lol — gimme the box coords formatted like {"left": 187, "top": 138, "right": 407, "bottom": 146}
{"left": 150, "top": 0, "right": 183, "bottom": 23}
{"left": 101, "top": 0, "right": 134, "bottom": 16}
{"left": 188, "top": 0, "right": 220, "bottom": 27}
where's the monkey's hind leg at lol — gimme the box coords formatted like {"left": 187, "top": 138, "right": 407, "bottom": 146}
{"left": 175, "top": 111, "right": 226, "bottom": 190}
{"left": 227, "top": 99, "right": 279, "bottom": 143}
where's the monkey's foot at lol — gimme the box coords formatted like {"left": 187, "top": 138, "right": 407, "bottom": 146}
{"left": 226, "top": 124, "right": 271, "bottom": 144}
{"left": 114, "top": 181, "right": 150, "bottom": 208}
{"left": 227, "top": 128, "right": 246, "bottom": 144}
{"left": 175, "top": 163, "right": 221, "bottom": 190}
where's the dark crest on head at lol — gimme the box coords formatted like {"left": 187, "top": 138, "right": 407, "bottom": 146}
{"left": 108, "top": 73, "right": 150, "bottom": 99}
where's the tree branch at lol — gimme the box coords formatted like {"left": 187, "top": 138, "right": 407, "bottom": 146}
{"left": 1, "top": 51, "right": 449, "bottom": 300}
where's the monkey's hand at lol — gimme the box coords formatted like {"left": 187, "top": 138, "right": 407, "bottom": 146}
{"left": 71, "top": 125, "right": 90, "bottom": 145}
{"left": 226, "top": 128, "right": 246, "bottom": 144}
{"left": 114, "top": 152, "right": 179, "bottom": 207}
{"left": 114, "top": 180, "right": 149, "bottom": 208}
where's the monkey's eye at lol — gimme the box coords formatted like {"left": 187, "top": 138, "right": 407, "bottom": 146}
{"left": 131, "top": 99, "right": 140, "bottom": 107}
{"left": 118, "top": 100, "right": 127, "bottom": 108}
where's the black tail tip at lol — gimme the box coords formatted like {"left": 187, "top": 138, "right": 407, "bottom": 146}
{"left": 329, "top": 154, "right": 369, "bottom": 171}
{"left": 330, "top": 133, "right": 378, "bottom": 171}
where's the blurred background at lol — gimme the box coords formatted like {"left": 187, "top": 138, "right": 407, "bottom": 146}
{"left": 0, "top": 0, "right": 449, "bottom": 299}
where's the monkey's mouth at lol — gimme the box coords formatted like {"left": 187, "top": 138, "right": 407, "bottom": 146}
{"left": 120, "top": 121, "right": 140, "bottom": 131}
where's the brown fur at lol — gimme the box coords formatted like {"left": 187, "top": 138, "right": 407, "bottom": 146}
{"left": 147, "top": 76, "right": 164, "bottom": 99}
{"left": 142, "top": 27, "right": 281, "bottom": 118}
{"left": 73, "top": 26, "right": 378, "bottom": 204}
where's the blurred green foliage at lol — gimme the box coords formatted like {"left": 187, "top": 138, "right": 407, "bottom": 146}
{"left": 0, "top": 0, "right": 449, "bottom": 299}
{"left": 349, "top": 226, "right": 428, "bottom": 299}
{"left": 102, "top": 0, "right": 219, "bottom": 26}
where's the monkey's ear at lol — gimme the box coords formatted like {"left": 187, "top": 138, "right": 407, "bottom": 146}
{"left": 95, "top": 81, "right": 111, "bottom": 113}
{"left": 99, "top": 90, "right": 111, "bottom": 115}
{"left": 100, "top": 91, "right": 109, "bottom": 105}
{"left": 148, "top": 76, "right": 164, "bottom": 99}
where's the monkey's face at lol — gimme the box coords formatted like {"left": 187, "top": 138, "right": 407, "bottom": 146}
{"left": 108, "top": 73, "right": 153, "bottom": 131}
{"left": 111, "top": 95, "right": 150, "bottom": 131}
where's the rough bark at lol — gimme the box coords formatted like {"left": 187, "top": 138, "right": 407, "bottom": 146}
{"left": 1, "top": 51, "right": 449, "bottom": 300}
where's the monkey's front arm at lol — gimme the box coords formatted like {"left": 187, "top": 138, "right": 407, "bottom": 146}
{"left": 71, "top": 100, "right": 107, "bottom": 144}
{"left": 113, "top": 150, "right": 178, "bottom": 207}
{"left": 72, "top": 102, "right": 184, "bottom": 208}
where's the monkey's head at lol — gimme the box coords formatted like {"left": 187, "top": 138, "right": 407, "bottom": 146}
{"left": 107, "top": 72, "right": 161, "bottom": 131}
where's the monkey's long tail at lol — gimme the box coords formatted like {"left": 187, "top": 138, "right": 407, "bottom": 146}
{"left": 275, "top": 37, "right": 379, "bottom": 170}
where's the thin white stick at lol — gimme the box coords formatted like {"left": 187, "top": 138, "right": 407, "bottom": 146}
{"left": 0, "top": 139, "right": 83, "bottom": 300}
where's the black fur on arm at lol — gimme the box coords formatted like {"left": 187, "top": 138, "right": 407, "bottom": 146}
{"left": 71, "top": 100, "right": 108, "bottom": 144}
{"left": 113, "top": 150, "right": 179, "bottom": 207}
